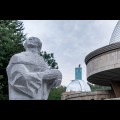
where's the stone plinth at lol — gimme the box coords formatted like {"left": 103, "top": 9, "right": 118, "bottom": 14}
{"left": 61, "top": 90, "right": 115, "bottom": 100}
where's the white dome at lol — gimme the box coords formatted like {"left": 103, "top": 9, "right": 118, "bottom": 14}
{"left": 66, "top": 80, "right": 91, "bottom": 92}
{"left": 109, "top": 20, "right": 120, "bottom": 44}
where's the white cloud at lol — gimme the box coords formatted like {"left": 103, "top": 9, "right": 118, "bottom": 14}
{"left": 21, "top": 20, "right": 118, "bottom": 86}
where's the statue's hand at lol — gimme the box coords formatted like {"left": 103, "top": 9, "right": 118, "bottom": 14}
{"left": 48, "top": 79, "right": 62, "bottom": 88}
{"left": 54, "top": 79, "right": 62, "bottom": 86}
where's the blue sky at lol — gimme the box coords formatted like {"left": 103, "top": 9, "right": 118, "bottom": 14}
{"left": 22, "top": 20, "right": 118, "bottom": 86}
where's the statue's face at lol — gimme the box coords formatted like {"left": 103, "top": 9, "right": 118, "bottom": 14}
{"left": 24, "top": 37, "right": 42, "bottom": 50}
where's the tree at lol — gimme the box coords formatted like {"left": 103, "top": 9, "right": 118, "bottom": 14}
{"left": 40, "top": 51, "right": 58, "bottom": 69}
{"left": 0, "top": 20, "right": 26, "bottom": 99}
{"left": 88, "top": 82, "right": 111, "bottom": 91}
{"left": 48, "top": 85, "right": 66, "bottom": 100}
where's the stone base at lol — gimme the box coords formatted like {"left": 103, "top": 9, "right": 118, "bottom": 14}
{"left": 105, "top": 97, "right": 120, "bottom": 100}
{"left": 61, "top": 90, "right": 115, "bottom": 100}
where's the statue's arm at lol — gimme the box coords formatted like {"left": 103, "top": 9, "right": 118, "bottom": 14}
{"left": 7, "top": 63, "right": 42, "bottom": 98}
{"left": 42, "top": 69, "right": 62, "bottom": 88}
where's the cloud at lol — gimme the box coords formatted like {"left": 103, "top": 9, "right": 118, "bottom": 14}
{"left": 22, "top": 20, "right": 118, "bottom": 86}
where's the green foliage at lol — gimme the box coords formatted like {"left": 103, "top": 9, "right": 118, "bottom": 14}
{"left": 40, "top": 51, "right": 58, "bottom": 69}
{"left": 0, "top": 20, "right": 26, "bottom": 97}
{"left": 48, "top": 85, "right": 66, "bottom": 100}
{"left": 88, "top": 82, "right": 111, "bottom": 91}
{"left": 0, "top": 94, "right": 8, "bottom": 100}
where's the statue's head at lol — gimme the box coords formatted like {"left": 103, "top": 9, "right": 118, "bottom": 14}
{"left": 24, "top": 37, "right": 42, "bottom": 52}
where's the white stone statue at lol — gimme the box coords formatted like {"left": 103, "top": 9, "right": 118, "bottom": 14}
{"left": 6, "top": 37, "right": 62, "bottom": 100}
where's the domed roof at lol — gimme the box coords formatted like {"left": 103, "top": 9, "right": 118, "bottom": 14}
{"left": 66, "top": 80, "right": 91, "bottom": 92}
{"left": 109, "top": 20, "right": 120, "bottom": 44}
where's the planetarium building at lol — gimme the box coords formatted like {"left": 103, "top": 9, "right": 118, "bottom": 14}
{"left": 85, "top": 20, "right": 120, "bottom": 98}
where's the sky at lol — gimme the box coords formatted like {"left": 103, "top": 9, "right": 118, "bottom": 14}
{"left": 21, "top": 20, "right": 118, "bottom": 86}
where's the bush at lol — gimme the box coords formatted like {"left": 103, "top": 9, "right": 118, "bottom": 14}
{"left": 0, "top": 94, "right": 8, "bottom": 100}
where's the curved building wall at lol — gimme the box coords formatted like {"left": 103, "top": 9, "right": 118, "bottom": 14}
{"left": 85, "top": 43, "right": 120, "bottom": 86}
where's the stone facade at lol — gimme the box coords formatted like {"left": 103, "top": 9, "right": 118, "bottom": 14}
{"left": 87, "top": 49, "right": 119, "bottom": 78}
{"left": 61, "top": 90, "right": 115, "bottom": 100}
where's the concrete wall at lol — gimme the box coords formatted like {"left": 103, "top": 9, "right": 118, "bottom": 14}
{"left": 87, "top": 49, "right": 120, "bottom": 78}
{"left": 61, "top": 90, "right": 115, "bottom": 100}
